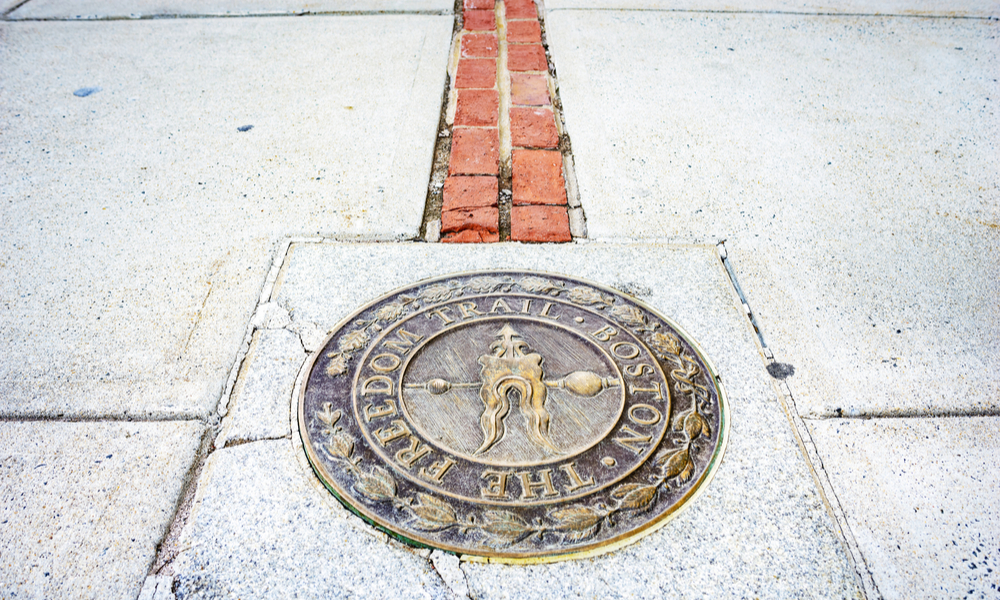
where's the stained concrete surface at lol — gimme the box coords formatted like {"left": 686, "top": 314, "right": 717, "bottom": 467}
{"left": 545, "top": 10, "right": 1000, "bottom": 418}
{"left": 0, "top": 420, "right": 204, "bottom": 599}
{"left": 0, "top": 15, "right": 451, "bottom": 419}
{"left": 8, "top": 0, "right": 454, "bottom": 19}
{"left": 808, "top": 417, "right": 1000, "bottom": 600}
{"left": 177, "top": 241, "right": 861, "bottom": 599}
{"left": 544, "top": 0, "right": 999, "bottom": 17}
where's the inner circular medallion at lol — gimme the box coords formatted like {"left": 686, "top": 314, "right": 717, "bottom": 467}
{"left": 399, "top": 318, "right": 625, "bottom": 468}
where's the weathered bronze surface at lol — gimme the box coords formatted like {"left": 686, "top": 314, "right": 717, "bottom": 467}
{"left": 297, "top": 271, "right": 728, "bottom": 562}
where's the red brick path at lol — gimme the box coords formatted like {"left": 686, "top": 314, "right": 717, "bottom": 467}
{"left": 441, "top": 0, "right": 573, "bottom": 243}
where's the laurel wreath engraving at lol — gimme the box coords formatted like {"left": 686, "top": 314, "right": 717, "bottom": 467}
{"left": 311, "top": 288, "right": 717, "bottom": 549}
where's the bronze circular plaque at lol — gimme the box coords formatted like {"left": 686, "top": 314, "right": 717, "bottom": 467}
{"left": 297, "top": 271, "right": 728, "bottom": 562}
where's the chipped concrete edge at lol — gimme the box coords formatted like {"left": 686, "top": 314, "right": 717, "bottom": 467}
{"left": 715, "top": 241, "right": 880, "bottom": 600}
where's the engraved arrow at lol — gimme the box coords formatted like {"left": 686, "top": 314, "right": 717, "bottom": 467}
{"left": 405, "top": 371, "right": 619, "bottom": 397}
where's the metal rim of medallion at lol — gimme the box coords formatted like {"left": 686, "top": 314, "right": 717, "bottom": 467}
{"left": 294, "top": 270, "right": 730, "bottom": 564}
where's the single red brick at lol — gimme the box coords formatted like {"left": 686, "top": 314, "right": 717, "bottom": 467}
{"left": 442, "top": 229, "right": 500, "bottom": 243}
{"left": 506, "top": 20, "right": 541, "bottom": 44}
{"left": 463, "top": 0, "right": 493, "bottom": 9}
{"left": 512, "top": 149, "right": 566, "bottom": 205}
{"left": 443, "top": 176, "right": 498, "bottom": 211}
{"left": 461, "top": 33, "right": 498, "bottom": 58}
{"left": 464, "top": 9, "right": 495, "bottom": 31}
{"left": 442, "top": 206, "right": 499, "bottom": 234}
{"left": 505, "top": 0, "right": 537, "bottom": 19}
{"left": 455, "top": 58, "right": 497, "bottom": 89}
{"left": 510, "top": 107, "right": 558, "bottom": 148}
{"left": 510, "top": 73, "right": 549, "bottom": 106}
{"left": 455, "top": 89, "right": 499, "bottom": 126}
{"left": 449, "top": 127, "right": 499, "bottom": 175}
{"left": 510, "top": 206, "right": 571, "bottom": 242}
{"left": 507, "top": 44, "right": 547, "bottom": 71}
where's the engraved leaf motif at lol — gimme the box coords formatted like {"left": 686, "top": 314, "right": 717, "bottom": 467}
{"left": 679, "top": 459, "right": 695, "bottom": 483}
{"left": 611, "top": 484, "right": 658, "bottom": 511}
{"left": 549, "top": 505, "right": 603, "bottom": 531}
{"left": 563, "top": 523, "right": 600, "bottom": 543}
{"left": 684, "top": 412, "right": 708, "bottom": 440}
{"left": 657, "top": 449, "right": 692, "bottom": 479}
{"left": 466, "top": 276, "right": 511, "bottom": 293}
{"left": 325, "top": 433, "right": 354, "bottom": 460}
{"left": 325, "top": 352, "right": 349, "bottom": 377}
{"left": 419, "top": 283, "right": 456, "bottom": 303}
{"left": 567, "top": 286, "right": 613, "bottom": 307}
{"left": 316, "top": 403, "right": 341, "bottom": 429}
{"left": 518, "top": 276, "right": 563, "bottom": 295}
{"left": 479, "top": 510, "right": 533, "bottom": 544}
{"left": 610, "top": 304, "right": 647, "bottom": 327}
{"left": 647, "top": 332, "right": 682, "bottom": 358}
{"left": 374, "top": 302, "right": 407, "bottom": 322}
{"left": 338, "top": 330, "right": 368, "bottom": 352}
{"left": 409, "top": 493, "right": 458, "bottom": 531}
{"left": 354, "top": 466, "right": 397, "bottom": 502}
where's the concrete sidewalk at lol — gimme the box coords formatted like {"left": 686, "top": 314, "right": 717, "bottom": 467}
{"left": 1, "top": 1, "right": 997, "bottom": 599}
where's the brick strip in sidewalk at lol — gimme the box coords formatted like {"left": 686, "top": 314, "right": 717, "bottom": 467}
{"left": 436, "top": 0, "right": 577, "bottom": 243}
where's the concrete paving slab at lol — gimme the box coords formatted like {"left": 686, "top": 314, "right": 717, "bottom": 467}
{"left": 171, "top": 439, "right": 459, "bottom": 600}
{"left": 808, "top": 417, "right": 1000, "bottom": 599}
{"left": 0, "top": 16, "right": 451, "bottom": 419}
{"left": 215, "top": 328, "right": 305, "bottom": 448}
{"left": 8, "top": 0, "right": 453, "bottom": 20}
{"left": 544, "top": 0, "right": 999, "bottom": 18}
{"left": 176, "top": 241, "right": 861, "bottom": 598}
{"left": 1, "top": 0, "right": 24, "bottom": 14}
{"left": 0, "top": 420, "right": 204, "bottom": 599}
{"left": 546, "top": 11, "right": 1000, "bottom": 417}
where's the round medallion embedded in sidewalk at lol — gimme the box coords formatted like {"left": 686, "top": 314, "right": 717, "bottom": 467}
{"left": 296, "top": 271, "right": 728, "bottom": 562}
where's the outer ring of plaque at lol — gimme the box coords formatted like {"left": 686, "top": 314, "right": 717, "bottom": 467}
{"left": 293, "top": 270, "right": 731, "bottom": 565}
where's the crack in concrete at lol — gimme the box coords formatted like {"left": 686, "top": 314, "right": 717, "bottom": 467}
{"left": 430, "top": 550, "right": 473, "bottom": 600}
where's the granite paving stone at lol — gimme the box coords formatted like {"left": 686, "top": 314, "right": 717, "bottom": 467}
{"left": 171, "top": 439, "right": 457, "bottom": 600}
{"left": 216, "top": 241, "right": 862, "bottom": 598}
{"left": 216, "top": 327, "right": 306, "bottom": 448}
{"left": 0, "top": 15, "right": 451, "bottom": 419}
{"left": 808, "top": 417, "right": 1000, "bottom": 600}
{"left": 546, "top": 10, "right": 1000, "bottom": 418}
{"left": 9, "top": 0, "right": 454, "bottom": 19}
{"left": 0, "top": 420, "right": 204, "bottom": 599}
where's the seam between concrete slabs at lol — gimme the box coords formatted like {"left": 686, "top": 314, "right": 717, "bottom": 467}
{"left": 543, "top": 7, "right": 999, "bottom": 20}
{"left": 716, "top": 240, "right": 878, "bottom": 599}
{"left": 3, "top": 10, "right": 456, "bottom": 21}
